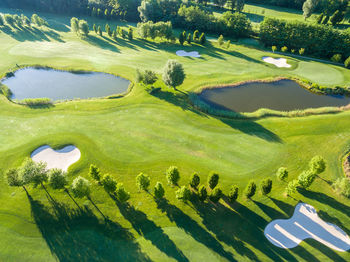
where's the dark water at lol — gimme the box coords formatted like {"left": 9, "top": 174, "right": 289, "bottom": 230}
{"left": 2, "top": 68, "right": 130, "bottom": 101}
{"left": 199, "top": 79, "right": 350, "bottom": 112}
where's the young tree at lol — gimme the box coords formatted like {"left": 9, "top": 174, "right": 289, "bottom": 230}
{"left": 317, "top": 13, "right": 324, "bottom": 24}
{"left": 186, "top": 33, "right": 192, "bottom": 44}
{"left": 154, "top": 182, "right": 165, "bottom": 199}
{"left": 71, "top": 176, "right": 90, "bottom": 198}
{"left": 228, "top": 185, "right": 239, "bottom": 203}
{"left": 218, "top": 35, "right": 224, "bottom": 46}
{"left": 209, "top": 187, "right": 223, "bottom": 203}
{"left": 112, "top": 30, "right": 117, "bottom": 39}
{"left": 105, "top": 24, "right": 111, "bottom": 37}
{"left": 303, "top": 0, "right": 318, "bottom": 19}
{"left": 226, "top": 40, "right": 231, "bottom": 49}
{"left": 48, "top": 169, "right": 67, "bottom": 190}
{"left": 207, "top": 172, "right": 219, "bottom": 190}
{"left": 189, "top": 172, "right": 200, "bottom": 189}
{"left": 198, "top": 185, "right": 208, "bottom": 201}
{"left": 142, "top": 70, "right": 158, "bottom": 85}
{"left": 286, "top": 179, "right": 299, "bottom": 196}
{"left": 6, "top": 168, "right": 24, "bottom": 189}
{"left": 79, "top": 20, "right": 89, "bottom": 37}
{"left": 276, "top": 167, "right": 288, "bottom": 181}
{"left": 20, "top": 158, "right": 48, "bottom": 188}
{"left": 345, "top": 56, "right": 350, "bottom": 68}
{"left": 272, "top": 46, "right": 277, "bottom": 53}
{"left": 93, "top": 24, "right": 97, "bottom": 34}
{"left": 128, "top": 27, "right": 133, "bottom": 40}
{"left": 331, "top": 54, "right": 342, "bottom": 63}
{"left": 299, "top": 48, "right": 305, "bottom": 55}
{"left": 104, "top": 9, "right": 109, "bottom": 20}
{"left": 101, "top": 174, "right": 117, "bottom": 193}
{"left": 298, "top": 170, "right": 316, "bottom": 189}
{"left": 281, "top": 46, "right": 288, "bottom": 52}
{"left": 166, "top": 166, "right": 180, "bottom": 186}
{"left": 199, "top": 32, "right": 206, "bottom": 45}
{"left": 179, "top": 31, "right": 185, "bottom": 45}
{"left": 260, "top": 178, "right": 272, "bottom": 195}
{"left": 176, "top": 186, "right": 191, "bottom": 202}
{"left": 98, "top": 26, "right": 102, "bottom": 36}
{"left": 244, "top": 180, "right": 256, "bottom": 198}
{"left": 136, "top": 172, "right": 150, "bottom": 191}
{"left": 70, "top": 17, "right": 79, "bottom": 34}
{"left": 0, "top": 14, "right": 4, "bottom": 26}
{"left": 193, "top": 30, "right": 200, "bottom": 42}
{"left": 162, "top": 60, "right": 186, "bottom": 89}
{"left": 309, "top": 156, "right": 326, "bottom": 175}
{"left": 89, "top": 164, "right": 101, "bottom": 182}
{"left": 115, "top": 183, "right": 130, "bottom": 203}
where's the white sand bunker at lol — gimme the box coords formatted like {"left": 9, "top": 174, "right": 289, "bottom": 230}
{"left": 262, "top": 57, "right": 291, "bottom": 68}
{"left": 176, "top": 50, "right": 201, "bottom": 58}
{"left": 264, "top": 203, "right": 350, "bottom": 251}
{"left": 31, "top": 145, "right": 81, "bottom": 172}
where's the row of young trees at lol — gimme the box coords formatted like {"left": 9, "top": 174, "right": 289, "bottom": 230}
{"left": 178, "top": 30, "right": 206, "bottom": 45}
{"left": 303, "top": 0, "right": 349, "bottom": 24}
{"left": 0, "top": 13, "right": 47, "bottom": 28}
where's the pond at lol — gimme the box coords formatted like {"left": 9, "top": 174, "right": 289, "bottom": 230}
{"left": 199, "top": 79, "right": 350, "bottom": 112}
{"left": 2, "top": 68, "right": 130, "bottom": 101}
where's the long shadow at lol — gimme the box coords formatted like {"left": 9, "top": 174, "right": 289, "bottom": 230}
{"left": 27, "top": 194, "right": 151, "bottom": 262}
{"left": 156, "top": 199, "right": 236, "bottom": 261}
{"left": 318, "top": 210, "right": 350, "bottom": 235}
{"left": 150, "top": 88, "right": 282, "bottom": 143}
{"left": 298, "top": 189, "right": 350, "bottom": 217}
{"left": 270, "top": 197, "right": 295, "bottom": 216}
{"left": 84, "top": 35, "right": 120, "bottom": 53}
{"left": 114, "top": 200, "right": 189, "bottom": 262}
{"left": 0, "top": 25, "right": 64, "bottom": 42}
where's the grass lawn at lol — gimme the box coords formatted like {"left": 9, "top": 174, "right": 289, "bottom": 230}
{"left": 0, "top": 7, "right": 350, "bottom": 262}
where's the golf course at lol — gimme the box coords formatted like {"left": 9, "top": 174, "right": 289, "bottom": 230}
{"left": 0, "top": 2, "right": 350, "bottom": 261}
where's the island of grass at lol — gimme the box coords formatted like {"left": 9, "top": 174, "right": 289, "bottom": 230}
{"left": 0, "top": 5, "right": 350, "bottom": 262}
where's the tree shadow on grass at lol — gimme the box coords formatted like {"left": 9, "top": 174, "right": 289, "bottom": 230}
{"left": 84, "top": 35, "right": 120, "bottom": 53}
{"left": 0, "top": 25, "right": 64, "bottom": 42}
{"left": 269, "top": 197, "right": 295, "bottom": 217}
{"left": 27, "top": 194, "right": 151, "bottom": 262}
{"left": 114, "top": 200, "right": 189, "bottom": 262}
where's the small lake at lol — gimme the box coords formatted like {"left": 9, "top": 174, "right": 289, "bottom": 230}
{"left": 2, "top": 68, "right": 130, "bottom": 101}
{"left": 199, "top": 79, "right": 350, "bottom": 112}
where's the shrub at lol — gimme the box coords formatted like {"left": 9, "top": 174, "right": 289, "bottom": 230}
{"left": 207, "top": 172, "right": 219, "bottom": 190}
{"left": 244, "top": 181, "right": 256, "bottom": 198}
{"left": 115, "top": 183, "right": 130, "bottom": 202}
{"left": 299, "top": 48, "right": 305, "bottom": 55}
{"left": 128, "top": 27, "right": 133, "bottom": 40}
{"left": 331, "top": 54, "right": 342, "bottom": 63}
{"left": 89, "top": 164, "right": 101, "bottom": 181}
{"left": 154, "top": 182, "right": 165, "bottom": 199}
{"left": 101, "top": 174, "right": 117, "bottom": 193}
{"left": 276, "top": 167, "right": 288, "bottom": 181}
{"left": 218, "top": 35, "right": 224, "bottom": 46}
{"left": 345, "top": 57, "right": 350, "bottom": 68}
{"left": 19, "top": 158, "right": 48, "bottom": 187}
{"left": 93, "top": 24, "right": 97, "bottom": 33}
{"left": 20, "top": 98, "right": 53, "bottom": 107}
{"left": 228, "top": 185, "right": 239, "bottom": 202}
{"left": 199, "top": 32, "right": 206, "bottom": 45}
{"left": 105, "top": 24, "right": 111, "bottom": 36}
{"left": 198, "top": 185, "right": 207, "bottom": 201}
{"left": 162, "top": 60, "right": 185, "bottom": 89}
{"left": 166, "top": 166, "right": 180, "bottom": 186}
{"left": 137, "top": 69, "right": 157, "bottom": 85}
{"left": 136, "top": 172, "right": 150, "bottom": 191}
{"left": 333, "top": 178, "right": 350, "bottom": 198}
{"left": 309, "top": 156, "right": 326, "bottom": 175}
{"left": 176, "top": 186, "right": 191, "bottom": 202}
{"left": 189, "top": 172, "right": 200, "bottom": 189}
{"left": 286, "top": 179, "right": 299, "bottom": 196}
{"left": 71, "top": 176, "right": 90, "bottom": 198}
{"left": 98, "top": 26, "right": 102, "bottom": 36}
{"left": 48, "top": 169, "right": 67, "bottom": 190}
{"left": 260, "top": 178, "right": 272, "bottom": 195}
{"left": 272, "top": 46, "right": 277, "bottom": 52}
{"left": 209, "top": 187, "right": 223, "bottom": 203}
{"left": 281, "top": 46, "right": 288, "bottom": 52}
{"left": 298, "top": 170, "right": 316, "bottom": 189}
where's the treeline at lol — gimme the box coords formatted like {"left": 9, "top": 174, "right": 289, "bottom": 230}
{"left": 260, "top": 18, "right": 350, "bottom": 59}
{"left": 0, "top": 13, "right": 47, "bottom": 28}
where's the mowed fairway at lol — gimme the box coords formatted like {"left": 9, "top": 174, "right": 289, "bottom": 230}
{"left": 0, "top": 8, "right": 350, "bottom": 262}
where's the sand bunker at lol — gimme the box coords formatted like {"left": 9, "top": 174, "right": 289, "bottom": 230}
{"left": 176, "top": 50, "right": 201, "bottom": 58}
{"left": 31, "top": 145, "right": 81, "bottom": 171}
{"left": 264, "top": 203, "right": 350, "bottom": 251}
{"left": 262, "top": 57, "right": 291, "bottom": 68}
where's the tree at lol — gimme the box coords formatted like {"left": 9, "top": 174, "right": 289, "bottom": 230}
{"left": 189, "top": 173, "right": 200, "bottom": 189}
{"left": 272, "top": 46, "right": 277, "bottom": 53}
{"left": 162, "top": 60, "right": 186, "bottom": 89}
{"left": 345, "top": 56, "right": 350, "bottom": 68}
{"left": 104, "top": 9, "right": 109, "bottom": 19}
{"left": 276, "top": 167, "right": 288, "bottom": 181}
{"left": 198, "top": 185, "right": 208, "bottom": 201}
{"left": 176, "top": 186, "right": 191, "bottom": 202}
{"left": 286, "top": 179, "right": 299, "bottom": 196}
{"left": 115, "top": 183, "right": 130, "bottom": 203}
{"left": 330, "top": 10, "right": 345, "bottom": 25}
{"left": 142, "top": 70, "right": 157, "bottom": 85}
{"left": 0, "top": 14, "right": 4, "bottom": 26}
{"left": 20, "top": 158, "right": 48, "bottom": 187}
{"left": 226, "top": 40, "right": 231, "bottom": 49}
{"left": 166, "top": 166, "right": 180, "bottom": 185}
{"left": 317, "top": 13, "right": 324, "bottom": 24}
{"left": 89, "top": 164, "right": 101, "bottom": 182}
{"left": 48, "top": 169, "right": 67, "bottom": 190}
{"left": 179, "top": 31, "right": 185, "bottom": 45}
{"left": 101, "top": 174, "right": 117, "bottom": 193}
{"left": 193, "top": 30, "right": 200, "bottom": 42}
{"left": 22, "top": 15, "right": 30, "bottom": 27}
{"left": 281, "top": 46, "right": 288, "bottom": 52}
{"left": 218, "top": 35, "right": 224, "bottom": 46}
{"left": 199, "top": 33, "right": 206, "bottom": 45}
{"left": 6, "top": 168, "right": 23, "bottom": 188}
{"left": 207, "top": 172, "right": 219, "bottom": 190}
{"left": 209, "top": 187, "right": 223, "bottom": 203}
{"left": 154, "top": 182, "right": 165, "bottom": 199}
{"left": 128, "top": 27, "right": 133, "bottom": 40}
{"left": 136, "top": 173, "right": 150, "bottom": 191}
{"left": 244, "top": 180, "right": 256, "bottom": 198}
{"left": 299, "top": 48, "right": 305, "bottom": 55}
{"left": 298, "top": 170, "right": 316, "bottom": 189}
{"left": 322, "top": 15, "right": 330, "bottom": 24}
{"left": 31, "top": 14, "right": 47, "bottom": 27}
{"left": 112, "top": 30, "right": 117, "bottom": 39}
{"left": 228, "top": 185, "right": 239, "bottom": 202}
{"left": 106, "top": 24, "right": 111, "bottom": 36}
{"left": 98, "top": 26, "right": 102, "bottom": 36}
{"left": 331, "top": 54, "right": 342, "bottom": 63}
{"left": 4, "top": 14, "right": 15, "bottom": 26}
{"left": 236, "top": 0, "right": 245, "bottom": 12}
{"left": 186, "top": 33, "right": 192, "bottom": 44}
{"left": 309, "top": 155, "right": 326, "bottom": 174}
{"left": 333, "top": 177, "right": 350, "bottom": 197}
{"left": 70, "top": 17, "right": 79, "bottom": 34}
{"left": 93, "top": 24, "right": 97, "bottom": 33}
{"left": 92, "top": 7, "right": 97, "bottom": 17}
{"left": 303, "top": 0, "right": 319, "bottom": 19}
{"left": 79, "top": 20, "right": 89, "bottom": 37}
{"left": 260, "top": 178, "right": 272, "bottom": 195}
{"left": 71, "top": 176, "right": 90, "bottom": 198}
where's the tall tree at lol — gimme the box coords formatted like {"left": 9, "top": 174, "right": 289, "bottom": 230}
{"left": 303, "top": 0, "right": 319, "bottom": 19}
{"left": 162, "top": 60, "right": 185, "bottom": 89}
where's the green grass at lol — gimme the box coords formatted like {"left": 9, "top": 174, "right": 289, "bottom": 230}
{"left": 0, "top": 7, "right": 350, "bottom": 262}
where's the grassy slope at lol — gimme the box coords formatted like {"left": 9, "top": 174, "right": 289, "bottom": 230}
{"left": 0, "top": 8, "right": 349, "bottom": 262}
